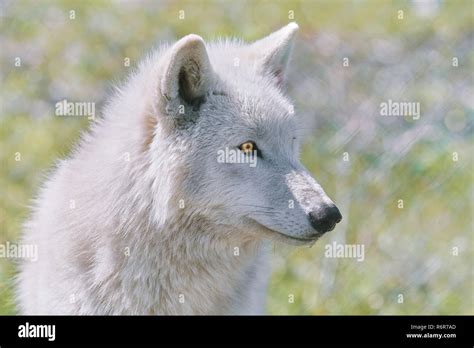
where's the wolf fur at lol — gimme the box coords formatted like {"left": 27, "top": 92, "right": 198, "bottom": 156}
{"left": 16, "top": 23, "right": 340, "bottom": 314}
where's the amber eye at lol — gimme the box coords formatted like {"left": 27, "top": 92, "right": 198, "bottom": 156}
{"left": 239, "top": 141, "right": 254, "bottom": 154}
{"left": 238, "top": 141, "right": 261, "bottom": 158}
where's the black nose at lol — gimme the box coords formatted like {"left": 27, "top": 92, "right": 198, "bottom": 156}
{"left": 309, "top": 205, "right": 342, "bottom": 233}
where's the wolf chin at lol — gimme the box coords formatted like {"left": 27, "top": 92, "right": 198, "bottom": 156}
{"left": 16, "top": 23, "right": 342, "bottom": 314}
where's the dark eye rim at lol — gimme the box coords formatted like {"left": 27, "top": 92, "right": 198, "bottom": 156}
{"left": 238, "top": 141, "right": 262, "bottom": 158}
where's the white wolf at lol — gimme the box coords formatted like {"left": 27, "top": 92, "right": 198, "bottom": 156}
{"left": 16, "top": 23, "right": 342, "bottom": 315}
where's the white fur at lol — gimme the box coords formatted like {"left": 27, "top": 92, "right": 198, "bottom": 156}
{"left": 16, "top": 23, "right": 338, "bottom": 314}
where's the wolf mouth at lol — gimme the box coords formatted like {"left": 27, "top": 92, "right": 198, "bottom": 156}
{"left": 249, "top": 219, "right": 320, "bottom": 246}
{"left": 272, "top": 229, "right": 318, "bottom": 243}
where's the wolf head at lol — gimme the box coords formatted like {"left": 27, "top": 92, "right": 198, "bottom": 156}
{"left": 146, "top": 23, "right": 341, "bottom": 245}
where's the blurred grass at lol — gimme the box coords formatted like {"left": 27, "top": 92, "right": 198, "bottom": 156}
{"left": 1, "top": 0, "right": 473, "bottom": 314}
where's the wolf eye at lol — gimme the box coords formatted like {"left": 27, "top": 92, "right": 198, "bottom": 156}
{"left": 238, "top": 141, "right": 260, "bottom": 157}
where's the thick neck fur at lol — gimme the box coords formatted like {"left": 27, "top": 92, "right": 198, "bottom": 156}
{"left": 120, "top": 211, "right": 263, "bottom": 314}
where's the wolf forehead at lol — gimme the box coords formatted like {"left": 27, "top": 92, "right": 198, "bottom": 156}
{"left": 195, "top": 86, "right": 297, "bottom": 148}
{"left": 205, "top": 80, "right": 295, "bottom": 127}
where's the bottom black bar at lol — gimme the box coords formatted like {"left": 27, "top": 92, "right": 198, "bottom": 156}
{"left": 0, "top": 315, "right": 472, "bottom": 346}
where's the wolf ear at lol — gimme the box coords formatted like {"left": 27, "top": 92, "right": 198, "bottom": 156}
{"left": 250, "top": 22, "right": 298, "bottom": 88}
{"left": 160, "top": 34, "right": 213, "bottom": 109}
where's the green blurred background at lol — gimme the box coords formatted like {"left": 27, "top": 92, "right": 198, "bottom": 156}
{"left": 0, "top": 0, "right": 472, "bottom": 314}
